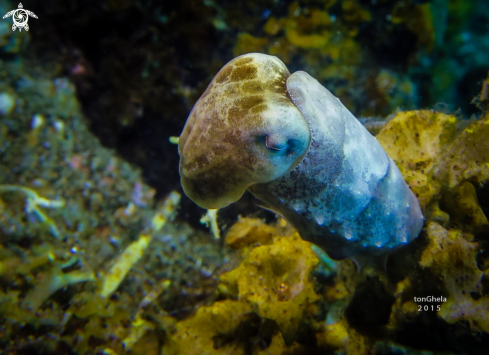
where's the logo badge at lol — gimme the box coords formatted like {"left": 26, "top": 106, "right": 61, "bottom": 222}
{"left": 3, "top": 3, "right": 38, "bottom": 32}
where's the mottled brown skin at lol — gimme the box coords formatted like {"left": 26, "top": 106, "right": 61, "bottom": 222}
{"left": 179, "top": 54, "right": 310, "bottom": 209}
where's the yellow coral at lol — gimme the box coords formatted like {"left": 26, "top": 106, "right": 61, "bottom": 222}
{"left": 377, "top": 109, "right": 488, "bottom": 232}
{"left": 263, "top": 17, "right": 283, "bottom": 36}
{"left": 419, "top": 222, "right": 479, "bottom": 272}
{"left": 225, "top": 217, "right": 276, "bottom": 249}
{"left": 341, "top": 0, "right": 372, "bottom": 30}
{"left": 318, "top": 319, "right": 349, "bottom": 349}
{"left": 376, "top": 110, "right": 457, "bottom": 209}
{"left": 255, "top": 332, "right": 296, "bottom": 355}
{"left": 317, "top": 38, "right": 361, "bottom": 81}
{"left": 220, "top": 232, "right": 319, "bottom": 343}
{"left": 233, "top": 33, "right": 269, "bottom": 57}
{"left": 163, "top": 300, "right": 254, "bottom": 355}
{"left": 419, "top": 222, "right": 489, "bottom": 333}
{"left": 434, "top": 113, "right": 489, "bottom": 188}
{"left": 317, "top": 318, "right": 368, "bottom": 355}
{"left": 164, "top": 221, "right": 320, "bottom": 354}
{"left": 440, "top": 297, "right": 489, "bottom": 333}
{"left": 440, "top": 181, "right": 488, "bottom": 229}
{"left": 284, "top": 7, "right": 332, "bottom": 49}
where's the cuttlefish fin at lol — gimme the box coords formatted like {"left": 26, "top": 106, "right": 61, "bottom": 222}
{"left": 256, "top": 202, "right": 286, "bottom": 220}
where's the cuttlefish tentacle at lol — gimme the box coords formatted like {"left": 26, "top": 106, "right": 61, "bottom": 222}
{"left": 178, "top": 53, "right": 424, "bottom": 263}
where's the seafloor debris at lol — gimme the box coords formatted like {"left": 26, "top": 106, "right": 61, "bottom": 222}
{"left": 200, "top": 208, "right": 221, "bottom": 240}
{"left": 99, "top": 191, "right": 181, "bottom": 298}
{"left": 0, "top": 184, "right": 65, "bottom": 238}
{"left": 0, "top": 56, "right": 224, "bottom": 354}
{"left": 98, "top": 233, "right": 153, "bottom": 298}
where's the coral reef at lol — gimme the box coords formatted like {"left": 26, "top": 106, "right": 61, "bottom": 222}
{"left": 220, "top": 232, "right": 319, "bottom": 344}
{"left": 376, "top": 110, "right": 458, "bottom": 210}
{"left": 224, "top": 217, "right": 276, "bottom": 249}
{"left": 164, "top": 224, "right": 321, "bottom": 354}
{"left": 420, "top": 222, "right": 489, "bottom": 333}
{"left": 164, "top": 300, "right": 257, "bottom": 355}
{"left": 1, "top": 0, "right": 488, "bottom": 353}
{"left": 162, "top": 83, "right": 489, "bottom": 354}
{"left": 233, "top": 0, "right": 426, "bottom": 117}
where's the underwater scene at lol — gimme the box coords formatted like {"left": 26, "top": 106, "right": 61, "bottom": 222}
{"left": 0, "top": 0, "right": 488, "bottom": 354}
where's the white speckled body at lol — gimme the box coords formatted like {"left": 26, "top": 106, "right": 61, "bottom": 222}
{"left": 249, "top": 71, "right": 424, "bottom": 260}
{"left": 179, "top": 53, "right": 424, "bottom": 262}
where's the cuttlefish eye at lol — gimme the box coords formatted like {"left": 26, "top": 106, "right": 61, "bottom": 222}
{"left": 265, "top": 134, "right": 287, "bottom": 151}
{"left": 178, "top": 53, "right": 310, "bottom": 209}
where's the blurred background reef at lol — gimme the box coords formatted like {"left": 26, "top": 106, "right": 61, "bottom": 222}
{"left": 0, "top": 0, "right": 488, "bottom": 354}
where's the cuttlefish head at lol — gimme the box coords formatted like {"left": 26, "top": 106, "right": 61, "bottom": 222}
{"left": 179, "top": 53, "right": 310, "bottom": 209}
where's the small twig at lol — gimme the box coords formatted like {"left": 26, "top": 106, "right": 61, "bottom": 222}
{"left": 200, "top": 209, "right": 221, "bottom": 239}
{"left": 0, "top": 185, "right": 65, "bottom": 239}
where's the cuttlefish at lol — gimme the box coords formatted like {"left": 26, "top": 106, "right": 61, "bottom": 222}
{"left": 178, "top": 53, "right": 424, "bottom": 267}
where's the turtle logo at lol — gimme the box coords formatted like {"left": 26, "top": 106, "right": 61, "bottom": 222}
{"left": 2, "top": 3, "right": 38, "bottom": 32}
